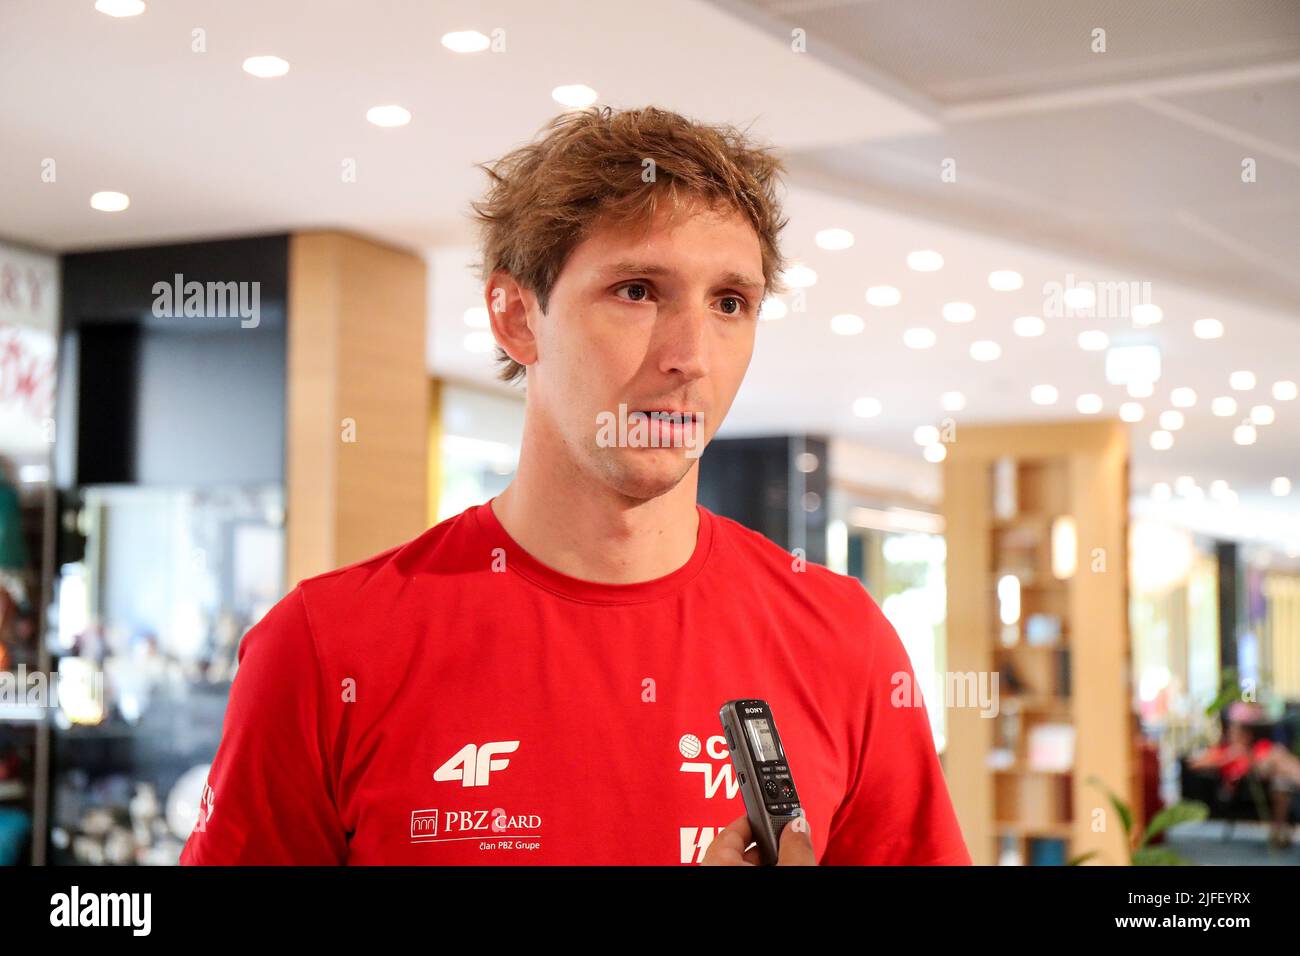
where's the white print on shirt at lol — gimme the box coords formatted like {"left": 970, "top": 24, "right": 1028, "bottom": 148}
{"left": 679, "top": 733, "right": 739, "bottom": 800}
{"left": 409, "top": 807, "right": 543, "bottom": 851}
{"left": 680, "top": 826, "right": 721, "bottom": 863}
{"left": 193, "top": 780, "right": 215, "bottom": 832}
{"left": 433, "top": 741, "right": 520, "bottom": 787}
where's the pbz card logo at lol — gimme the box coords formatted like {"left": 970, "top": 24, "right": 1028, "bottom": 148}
{"left": 678, "top": 732, "right": 738, "bottom": 864}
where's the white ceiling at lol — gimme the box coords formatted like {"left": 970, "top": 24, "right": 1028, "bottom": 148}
{"left": 0, "top": 0, "right": 932, "bottom": 251}
{"left": 2, "top": 0, "right": 1298, "bottom": 552}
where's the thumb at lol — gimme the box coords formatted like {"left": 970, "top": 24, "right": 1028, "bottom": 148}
{"left": 776, "top": 812, "right": 816, "bottom": 866}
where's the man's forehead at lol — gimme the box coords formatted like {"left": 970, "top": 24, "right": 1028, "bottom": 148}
{"left": 579, "top": 203, "right": 763, "bottom": 287}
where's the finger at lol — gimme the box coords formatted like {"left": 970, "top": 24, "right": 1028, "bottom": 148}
{"left": 701, "top": 815, "right": 757, "bottom": 866}
{"left": 776, "top": 813, "right": 816, "bottom": 866}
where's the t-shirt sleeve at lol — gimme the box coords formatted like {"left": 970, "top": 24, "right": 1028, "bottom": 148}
{"left": 820, "top": 585, "right": 972, "bottom": 866}
{"left": 180, "top": 587, "right": 348, "bottom": 865}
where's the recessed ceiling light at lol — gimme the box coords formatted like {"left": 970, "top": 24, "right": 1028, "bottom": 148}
{"left": 1127, "top": 380, "right": 1155, "bottom": 398}
{"left": 552, "top": 84, "right": 598, "bottom": 108}
{"left": 1229, "top": 370, "right": 1256, "bottom": 390}
{"left": 923, "top": 443, "right": 947, "bottom": 463}
{"left": 1031, "top": 385, "right": 1058, "bottom": 405}
{"left": 463, "top": 307, "right": 489, "bottom": 328}
{"left": 1159, "top": 410, "right": 1184, "bottom": 431}
{"left": 1233, "top": 422, "right": 1256, "bottom": 445}
{"left": 1184, "top": 484, "right": 1205, "bottom": 501}
{"left": 1170, "top": 387, "right": 1196, "bottom": 408}
{"left": 1209, "top": 479, "right": 1231, "bottom": 500}
{"left": 865, "top": 285, "right": 901, "bottom": 307}
{"left": 1175, "top": 476, "right": 1197, "bottom": 496}
{"left": 90, "top": 191, "right": 130, "bottom": 212}
{"left": 970, "top": 340, "right": 1001, "bottom": 361}
{"left": 907, "top": 250, "right": 943, "bottom": 272}
{"left": 852, "top": 396, "right": 882, "bottom": 418}
{"left": 1013, "top": 315, "right": 1045, "bottom": 337}
{"left": 1273, "top": 380, "right": 1298, "bottom": 401}
{"left": 1106, "top": 344, "right": 1161, "bottom": 386}
{"left": 1119, "top": 402, "right": 1144, "bottom": 422}
{"left": 242, "top": 55, "right": 289, "bottom": 78}
{"left": 759, "top": 298, "right": 788, "bottom": 321}
{"left": 1132, "top": 303, "right": 1163, "bottom": 326}
{"left": 1151, "top": 482, "right": 1172, "bottom": 501}
{"left": 988, "top": 270, "right": 1023, "bottom": 291}
{"left": 463, "top": 331, "right": 495, "bottom": 353}
{"left": 943, "top": 301, "right": 975, "bottom": 323}
{"left": 831, "top": 314, "right": 864, "bottom": 335}
{"left": 1078, "top": 329, "right": 1108, "bottom": 351}
{"left": 367, "top": 104, "right": 411, "bottom": 127}
{"left": 441, "top": 30, "right": 491, "bottom": 53}
{"left": 1064, "top": 287, "right": 1096, "bottom": 310}
{"left": 914, "top": 425, "right": 940, "bottom": 446}
{"left": 1250, "top": 404, "right": 1275, "bottom": 425}
{"left": 1272, "top": 476, "right": 1293, "bottom": 496}
{"left": 941, "top": 391, "right": 966, "bottom": 411}
{"left": 1211, "top": 396, "right": 1237, "bottom": 416}
{"left": 95, "top": 0, "right": 145, "bottom": 16}
{"left": 1150, "top": 430, "right": 1174, "bottom": 450}
{"left": 903, "top": 327, "right": 936, "bottom": 349}
{"left": 1194, "top": 318, "right": 1223, "bottom": 339}
{"left": 1077, "top": 394, "right": 1103, "bottom": 414}
{"left": 815, "top": 228, "right": 854, "bottom": 251}
{"left": 782, "top": 264, "right": 817, "bottom": 288}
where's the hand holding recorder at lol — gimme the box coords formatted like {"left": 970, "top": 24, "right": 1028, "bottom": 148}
{"left": 703, "top": 700, "right": 816, "bottom": 866}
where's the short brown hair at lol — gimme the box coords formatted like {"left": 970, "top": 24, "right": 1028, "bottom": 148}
{"left": 469, "top": 105, "right": 789, "bottom": 384}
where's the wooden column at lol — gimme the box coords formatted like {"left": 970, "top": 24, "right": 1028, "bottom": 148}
{"left": 286, "top": 231, "right": 428, "bottom": 584}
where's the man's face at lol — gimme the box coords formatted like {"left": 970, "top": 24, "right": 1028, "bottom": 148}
{"left": 526, "top": 198, "right": 764, "bottom": 501}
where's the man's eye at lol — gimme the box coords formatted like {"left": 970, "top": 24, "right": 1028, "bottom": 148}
{"left": 719, "top": 296, "right": 746, "bottom": 315}
{"left": 616, "top": 283, "right": 651, "bottom": 302}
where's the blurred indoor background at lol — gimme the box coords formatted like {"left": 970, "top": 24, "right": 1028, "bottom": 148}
{"left": 1, "top": 0, "right": 1299, "bottom": 866}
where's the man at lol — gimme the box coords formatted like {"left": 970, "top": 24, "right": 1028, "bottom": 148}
{"left": 181, "top": 106, "right": 970, "bottom": 866}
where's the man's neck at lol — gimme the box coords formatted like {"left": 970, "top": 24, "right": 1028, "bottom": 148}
{"left": 490, "top": 445, "right": 701, "bottom": 585}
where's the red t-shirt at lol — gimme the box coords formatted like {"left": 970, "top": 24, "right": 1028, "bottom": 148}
{"left": 180, "top": 501, "right": 970, "bottom": 866}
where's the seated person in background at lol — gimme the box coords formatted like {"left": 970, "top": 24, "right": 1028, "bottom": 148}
{"left": 1188, "top": 701, "right": 1300, "bottom": 847}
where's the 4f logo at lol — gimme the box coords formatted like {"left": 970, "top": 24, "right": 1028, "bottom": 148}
{"left": 434, "top": 741, "right": 520, "bottom": 787}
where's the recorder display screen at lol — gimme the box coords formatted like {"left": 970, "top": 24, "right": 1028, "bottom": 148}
{"left": 744, "top": 718, "right": 781, "bottom": 762}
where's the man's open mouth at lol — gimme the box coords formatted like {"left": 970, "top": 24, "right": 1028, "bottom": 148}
{"left": 634, "top": 410, "right": 702, "bottom": 426}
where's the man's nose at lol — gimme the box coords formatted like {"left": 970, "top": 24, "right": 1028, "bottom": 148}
{"left": 656, "top": 302, "right": 709, "bottom": 380}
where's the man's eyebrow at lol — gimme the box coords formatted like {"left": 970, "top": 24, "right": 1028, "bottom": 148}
{"left": 601, "top": 261, "right": 765, "bottom": 293}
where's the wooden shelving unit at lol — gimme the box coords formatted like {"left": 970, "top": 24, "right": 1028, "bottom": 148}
{"left": 943, "top": 421, "right": 1136, "bottom": 865}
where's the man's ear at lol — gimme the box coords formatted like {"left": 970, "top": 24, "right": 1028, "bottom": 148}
{"left": 485, "top": 271, "right": 539, "bottom": 370}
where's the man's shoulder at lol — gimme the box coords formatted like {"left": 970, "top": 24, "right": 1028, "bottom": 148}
{"left": 293, "top": 504, "right": 481, "bottom": 609}
{"left": 705, "top": 508, "right": 875, "bottom": 611}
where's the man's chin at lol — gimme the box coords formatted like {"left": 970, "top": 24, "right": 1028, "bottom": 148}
{"left": 596, "top": 449, "right": 699, "bottom": 502}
